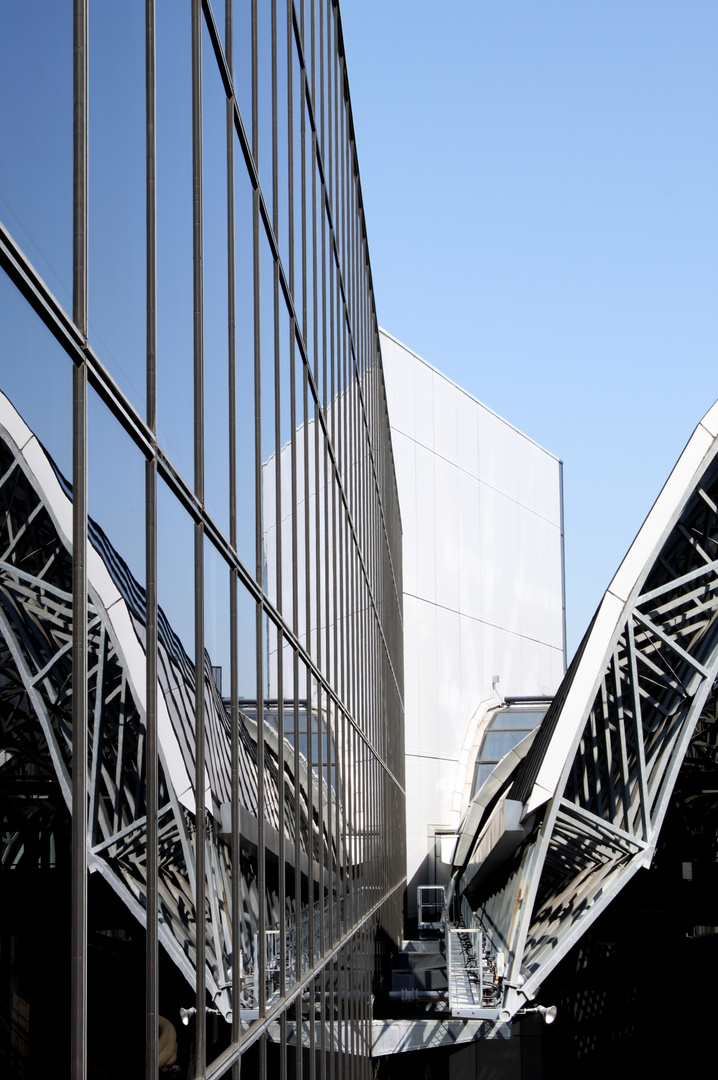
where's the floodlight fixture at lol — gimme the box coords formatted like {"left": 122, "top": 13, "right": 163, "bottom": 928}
{"left": 180, "top": 1007, "right": 196, "bottom": 1027}
{"left": 520, "top": 1003, "right": 557, "bottom": 1025}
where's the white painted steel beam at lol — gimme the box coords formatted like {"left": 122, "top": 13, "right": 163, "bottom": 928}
{"left": 449, "top": 398, "right": 718, "bottom": 1025}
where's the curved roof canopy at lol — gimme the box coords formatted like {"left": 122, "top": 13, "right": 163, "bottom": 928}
{"left": 450, "top": 398, "right": 718, "bottom": 1021}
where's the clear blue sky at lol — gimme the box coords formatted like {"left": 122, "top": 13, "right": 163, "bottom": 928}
{"left": 340, "top": 0, "right": 718, "bottom": 659}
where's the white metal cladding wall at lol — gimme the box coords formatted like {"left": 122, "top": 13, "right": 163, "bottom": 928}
{"left": 380, "top": 329, "right": 565, "bottom": 913}
{"left": 0, "top": 3, "right": 405, "bottom": 1079}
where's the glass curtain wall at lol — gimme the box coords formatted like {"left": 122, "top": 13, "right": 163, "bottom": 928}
{"left": 0, "top": 2, "right": 405, "bottom": 1079}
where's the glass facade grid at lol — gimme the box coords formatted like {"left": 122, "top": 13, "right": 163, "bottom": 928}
{"left": 0, "top": 2, "right": 404, "bottom": 1079}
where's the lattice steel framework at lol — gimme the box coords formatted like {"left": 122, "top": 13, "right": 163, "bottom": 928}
{"left": 0, "top": 3, "right": 406, "bottom": 1078}
{"left": 0, "top": 398, "right": 347, "bottom": 1021}
{"left": 451, "top": 401, "right": 718, "bottom": 1022}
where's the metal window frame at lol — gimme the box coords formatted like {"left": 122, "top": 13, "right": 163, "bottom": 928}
{"left": 1, "top": 3, "right": 406, "bottom": 1078}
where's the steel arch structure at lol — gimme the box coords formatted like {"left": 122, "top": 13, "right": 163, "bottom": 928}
{"left": 0, "top": 392, "right": 341, "bottom": 1020}
{"left": 450, "top": 399, "right": 718, "bottom": 1021}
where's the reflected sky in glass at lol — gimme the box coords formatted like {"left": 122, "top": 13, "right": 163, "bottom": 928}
{"left": 88, "top": 388, "right": 146, "bottom": 588}
{"left": 88, "top": 0, "right": 146, "bottom": 413}
{"left": 203, "top": 18, "right": 230, "bottom": 537}
{"left": 0, "top": 273, "right": 72, "bottom": 476}
{"left": 0, "top": 3, "right": 72, "bottom": 313}
{"left": 158, "top": 477, "right": 195, "bottom": 663}
{"left": 157, "top": 0, "right": 194, "bottom": 482}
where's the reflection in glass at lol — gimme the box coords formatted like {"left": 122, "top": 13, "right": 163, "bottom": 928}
{"left": 326, "top": 467, "right": 335, "bottom": 686}
{"left": 0, "top": 3, "right": 72, "bottom": 311}
{"left": 470, "top": 707, "right": 547, "bottom": 800}
{"left": 275, "top": 0, "right": 290, "bottom": 276}
{"left": 158, "top": 480, "right": 195, "bottom": 665}
{"left": 281, "top": 636, "right": 297, "bottom": 993}
{"left": 315, "top": 166, "right": 326, "bottom": 409}
{"left": 0, "top": 1, "right": 408, "bottom": 1073}
{"left": 89, "top": 0, "right": 146, "bottom": 411}
{"left": 278, "top": 301, "right": 293, "bottom": 620}
{"left": 234, "top": 580, "right": 260, "bottom": 1033}
{"left": 294, "top": 341, "right": 308, "bottom": 647}
{"left": 157, "top": 0, "right": 194, "bottom": 482}
{"left": 0, "top": 272, "right": 72, "bottom": 476}
{"left": 305, "top": 100, "right": 316, "bottom": 383}
{"left": 317, "top": 427, "right": 327, "bottom": 678}
{"left": 0, "top": 392, "right": 158, "bottom": 1073}
{"left": 203, "top": 19, "right": 230, "bottom": 538}
{"left": 256, "top": 0, "right": 273, "bottom": 192}
{"left": 232, "top": 0, "right": 252, "bottom": 142}
{"left": 208, "top": 0, "right": 225, "bottom": 48}
{"left": 88, "top": 389, "right": 145, "bottom": 587}
{"left": 234, "top": 137, "right": 256, "bottom": 574}
{"left": 307, "top": 387, "right": 318, "bottom": 660}
{"left": 260, "top": 226, "right": 277, "bottom": 605}
{"left": 87, "top": 391, "right": 148, "bottom": 1069}
{"left": 203, "top": 537, "right": 232, "bottom": 1063}
{"left": 292, "top": 38, "right": 303, "bottom": 334}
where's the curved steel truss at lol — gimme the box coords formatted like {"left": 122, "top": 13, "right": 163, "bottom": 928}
{"left": 450, "top": 400, "right": 718, "bottom": 1020}
{"left": 0, "top": 394, "right": 341, "bottom": 1018}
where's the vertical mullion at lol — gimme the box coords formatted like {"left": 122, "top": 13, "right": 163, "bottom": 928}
{"left": 270, "top": 0, "right": 289, "bottom": 1026}
{"left": 318, "top": 0, "right": 324, "bottom": 169}
{"left": 292, "top": 659, "right": 302, "bottom": 1080}
{"left": 145, "top": 459, "right": 158, "bottom": 1080}
{"left": 329, "top": 490, "right": 338, "bottom": 938}
{"left": 311, "top": 107, "right": 319, "bottom": 408}
{"left": 317, "top": 681, "right": 324, "bottom": 958}
{"left": 300, "top": 356, "right": 310, "bottom": 985}
{"left": 229, "top": 558, "right": 240, "bottom": 1052}
{"left": 301, "top": 45, "right": 308, "bottom": 358}
{"left": 277, "top": 632, "right": 287, "bottom": 1041}
{"left": 227, "top": 0, "right": 237, "bottom": 558}
{"left": 191, "top": 1, "right": 207, "bottom": 1074}
{"left": 71, "top": 0, "right": 88, "bottom": 1077}
{"left": 250, "top": 0, "right": 267, "bottom": 1040}
{"left": 333, "top": 34, "right": 338, "bottom": 272}
{"left": 145, "top": 2, "right": 159, "bottom": 1077}
{"left": 225, "top": 1, "right": 244, "bottom": 1070}
{"left": 288, "top": 0, "right": 295, "bottom": 299}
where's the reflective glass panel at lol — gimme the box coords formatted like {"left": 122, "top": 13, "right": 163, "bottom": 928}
{"left": 276, "top": 0, "right": 290, "bottom": 276}
{"left": 203, "top": 19, "right": 230, "bottom": 537}
{"left": 235, "top": 580, "right": 259, "bottom": 1033}
{"left": 292, "top": 39, "right": 303, "bottom": 327}
{"left": 294, "top": 345, "right": 308, "bottom": 647}
{"left": 86, "top": 393, "right": 147, "bottom": 1073}
{"left": 232, "top": 0, "right": 252, "bottom": 141}
{"left": 0, "top": 272, "right": 72, "bottom": 476}
{"left": 0, "top": 3, "right": 72, "bottom": 312}
{"left": 489, "top": 708, "right": 547, "bottom": 731}
{"left": 157, "top": 0, "right": 194, "bottom": 482}
{"left": 157, "top": 481, "right": 195, "bottom": 665}
{"left": 88, "top": 390, "right": 145, "bottom": 586}
{"left": 157, "top": 481, "right": 200, "bottom": 1057}
{"left": 304, "top": 100, "right": 316, "bottom": 382}
{"left": 256, "top": 0, "right": 273, "bottom": 192}
{"left": 307, "top": 386, "right": 318, "bottom": 661}
{"left": 234, "top": 139, "right": 256, "bottom": 574}
{"left": 278, "top": 298, "right": 292, "bottom": 619}
{"left": 260, "top": 225, "right": 277, "bottom": 604}
{"left": 203, "top": 537, "right": 232, "bottom": 1063}
{"left": 89, "top": 0, "right": 146, "bottom": 411}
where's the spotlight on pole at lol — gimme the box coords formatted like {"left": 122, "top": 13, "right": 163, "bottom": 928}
{"left": 520, "top": 1003, "right": 557, "bottom": 1025}
{"left": 180, "top": 1007, "right": 196, "bottom": 1027}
